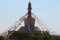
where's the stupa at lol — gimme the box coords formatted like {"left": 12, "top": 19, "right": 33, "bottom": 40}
{"left": 8, "top": 2, "right": 50, "bottom": 40}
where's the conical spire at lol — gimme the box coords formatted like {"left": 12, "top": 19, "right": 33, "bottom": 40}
{"left": 27, "top": 2, "right": 32, "bottom": 18}
{"left": 28, "top": 2, "right": 32, "bottom": 11}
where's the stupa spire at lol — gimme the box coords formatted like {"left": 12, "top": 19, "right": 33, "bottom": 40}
{"left": 27, "top": 2, "right": 32, "bottom": 18}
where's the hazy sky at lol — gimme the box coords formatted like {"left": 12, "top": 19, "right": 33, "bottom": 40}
{"left": 0, "top": 0, "right": 60, "bottom": 35}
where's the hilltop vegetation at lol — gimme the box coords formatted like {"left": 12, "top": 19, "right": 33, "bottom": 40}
{"left": 8, "top": 31, "right": 60, "bottom": 40}
{"left": 0, "top": 35, "right": 4, "bottom": 40}
{"left": 0, "top": 32, "right": 60, "bottom": 40}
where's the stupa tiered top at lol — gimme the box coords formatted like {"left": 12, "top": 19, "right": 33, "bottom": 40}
{"left": 18, "top": 2, "right": 40, "bottom": 32}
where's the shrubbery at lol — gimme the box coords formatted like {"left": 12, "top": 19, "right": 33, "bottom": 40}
{"left": 0, "top": 35, "right": 4, "bottom": 40}
{"left": 22, "top": 32, "right": 51, "bottom": 40}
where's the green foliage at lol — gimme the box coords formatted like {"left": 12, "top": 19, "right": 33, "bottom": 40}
{"left": 22, "top": 32, "right": 52, "bottom": 40}
{"left": 0, "top": 35, "right": 4, "bottom": 40}
{"left": 9, "top": 32, "right": 60, "bottom": 40}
